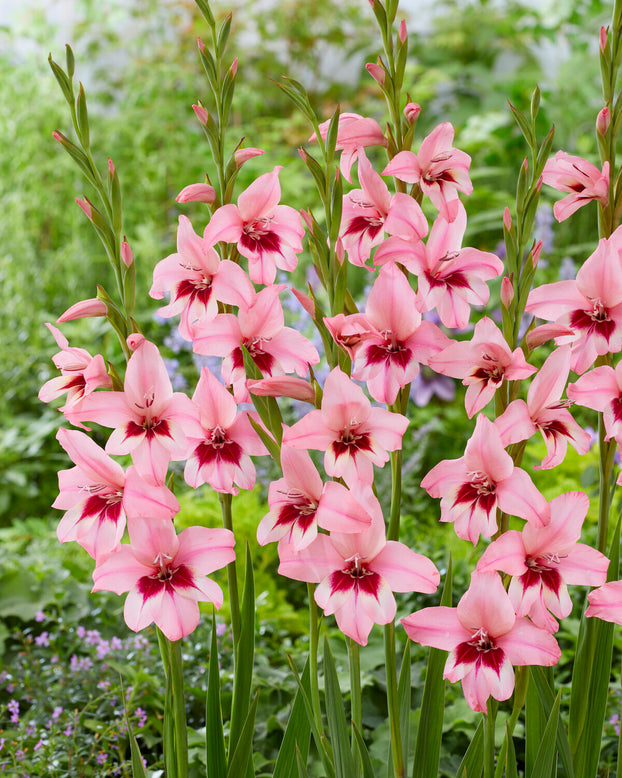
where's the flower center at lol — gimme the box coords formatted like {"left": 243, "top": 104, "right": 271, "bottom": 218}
{"left": 344, "top": 553, "right": 371, "bottom": 578}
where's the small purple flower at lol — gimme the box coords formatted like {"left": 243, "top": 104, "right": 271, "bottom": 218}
{"left": 63, "top": 725, "right": 73, "bottom": 737}
{"left": 34, "top": 739, "right": 44, "bottom": 751}
{"left": 96, "top": 752, "right": 107, "bottom": 765}
{"left": 134, "top": 707, "right": 147, "bottom": 728}
{"left": 52, "top": 706, "right": 63, "bottom": 721}
{"left": 7, "top": 699, "right": 19, "bottom": 724}
{"left": 410, "top": 367, "right": 456, "bottom": 407}
{"left": 25, "top": 724, "right": 36, "bottom": 736}
{"left": 76, "top": 626, "right": 86, "bottom": 639}
{"left": 96, "top": 640, "right": 110, "bottom": 660}
{"left": 35, "top": 632, "right": 50, "bottom": 647}
{"left": 85, "top": 629, "right": 101, "bottom": 645}
{"left": 110, "top": 637, "right": 123, "bottom": 651}
{"left": 34, "top": 611, "right": 46, "bottom": 623}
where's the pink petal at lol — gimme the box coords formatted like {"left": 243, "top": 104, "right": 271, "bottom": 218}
{"left": 372, "top": 541, "right": 440, "bottom": 593}
{"left": 497, "top": 617, "right": 561, "bottom": 666}
{"left": 402, "top": 606, "right": 469, "bottom": 650}
{"left": 476, "top": 531, "right": 528, "bottom": 577}
{"left": 496, "top": 468, "right": 549, "bottom": 527}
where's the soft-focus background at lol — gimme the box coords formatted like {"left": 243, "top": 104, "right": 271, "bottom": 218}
{"left": 0, "top": 1, "right": 617, "bottom": 775}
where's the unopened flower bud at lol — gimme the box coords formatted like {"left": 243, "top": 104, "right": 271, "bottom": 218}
{"left": 234, "top": 147, "right": 264, "bottom": 168}
{"left": 522, "top": 158, "right": 529, "bottom": 172}
{"left": 57, "top": 297, "right": 108, "bottom": 323}
{"left": 600, "top": 26, "right": 609, "bottom": 54}
{"left": 108, "top": 158, "right": 115, "bottom": 176}
{"left": 291, "top": 286, "right": 315, "bottom": 317}
{"left": 527, "top": 322, "right": 573, "bottom": 350}
{"left": 121, "top": 239, "right": 134, "bottom": 268}
{"left": 366, "top": 62, "right": 385, "bottom": 87}
{"left": 403, "top": 102, "right": 421, "bottom": 124}
{"left": 247, "top": 376, "right": 315, "bottom": 403}
{"left": 75, "top": 198, "right": 93, "bottom": 221}
{"left": 192, "top": 103, "right": 208, "bottom": 126}
{"left": 230, "top": 57, "right": 238, "bottom": 76}
{"left": 597, "top": 106, "right": 611, "bottom": 136}
{"left": 532, "top": 240, "right": 543, "bottom": 269}
{"left": 197, "top": 38, "right": 206, "bottom": 53}
{"left": 503, "top": 206, "right": 512, "bottom": 231}
{"left": 299, "top": 209, "right": 314, "bottom": 232}
{"left": 500, "top": 277, "right": 514, "bottom": 310}
{"left": 176, "top": 183, "right": 217, "bottom": 204}
{"left": 399, "top": 20, "right": 407, "bottom": 43}
{"left": 127, "top": 333, "right": 145, "bottom": 352}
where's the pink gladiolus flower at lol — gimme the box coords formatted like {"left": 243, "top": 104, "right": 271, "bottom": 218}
{"left": 192, "top": 285, "right": 320, "bottom": 402}
{"left": 283, "top": 366, "right": 409, "bottom": 486}
{"left": 308, "top": 112, "right": 387, "bottom": 182}
{"left": 374, "top": 203, "right": 503, "bottom": 329}
{"left": 567, "top": 358, "right": 622, "bottom": 451}
{"left": 477, "top": 492, "right": 609, "bottom": 632}
{"left": 521, "top": 346, "right": 591, "bottom": 469}
{"left": 542, "top": 151, "right": 609, "bottom": 222}
{"left": 340, "top": 149, "right": 427, "bottom": 267}
{"left": 526, "top": 233, "right": 622, "bottom": 374}
{"left": 430, "top": 317, "right": 536, "bottom": 418}
{"left": 234, "top": 147, "right": 265, "bottom": 168}
{"left": 150, "top": 215, "right": 254, "bottom": 341}
{"left": 92, "top": 516, "right": 235, "bottom": 641}
{"left": 176, "top": 183, "right": 217, "bottom": 204}
{"left": 421, "top": 414, "right": 549, "bottom": 545}
{"left": 54, "top": 428, "right": 179, "bottom": 559}
{"left": 203, "top": 166, "right": 305, "bottom": 285}
{"left": 349, "top": 263, "right": 451, "bottom": 404}
{"left": 402, "top": 571, "right": 560, "bottom": 712}
{"left": 57, "top": 298, "right": 108, "bottom": 323}
{"left": 184, "top": 368, "right": 268, "bottom": 494}
{"left": 279, "top": 489, "right": 439, "bottom": 645}
{"left": 586, "top": 579, "right": 622, "bottom": 624}
{"left": 69, "top": 339, "right": 203, "bottom": 484}
{"left": 382, "top": 122, "right": 473, "bottom": 218}
{"left": 324, "top": 313, "right": 376, "bottom": 360}
{"left": 39, "top": 323, "right": 112, "bottom": 422}
{"left": 257, "top": 448, "right": 373, "bottom": 552}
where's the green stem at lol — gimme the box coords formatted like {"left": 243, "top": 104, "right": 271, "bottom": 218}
{"left": 307, "top": 582, "right": 322, "bottom": 729}
{"left": 157, "top": 629, "right": 188, "bottom": 778}
{"left": 484, "top": 700, "right": 497, "bottom": 778}
{"left": 384, "top": 622, "right": 404, "bottom": 778}
{"left": 598, "top": 411, "right": 617, "bottom": 554}
{"left": 348, "top": 638, "right": 362, "bottom": 747}
{"left": 219, "top": 492, "right": 241, "bottom": 650}
{"left": 388, "top": 448, "right": 402, "bottom": 541}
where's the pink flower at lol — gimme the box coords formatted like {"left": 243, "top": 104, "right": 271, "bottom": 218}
{"left": 57, "top": 298, "right": 108, "bottom": 323}
{"left": 203, "top": 167, "right": 305, "bottom": 285}
{"left": 54, "top": 428, "right": 179, "bottom": 559}
{"left": 430, "top": 317, "right": 536, "bottom": 418}
{"left": 567, "top": 358, "right": 622, "bottom": 449}
{"left": 92, "top": 516, "right": 235, "bottom": 641}
{"left": 279, "top": 489, "right": 439, "bottom": 645}
{"left": 542, "top": 151, "right": 609, "bottom": 221}
{"left": 382, "top": 123, "right": 472, "bottom": 218}
{"left": 402, "top": 571, "right": 560, "bottom": 712}
{"left": 526, "top": 233, "right": 622, "bottom": 374}
{"left": 523, "top": 346, "right": 591, "bottom": 469}
{"left": 477, "top": 492, "right": 609, "bottom": 632}
{"left": 349, "top": 263, "right": 451, "bottom": 404}
{"left": 257, "top": 448, "right": 373, "bottom": 552}
{"left": 184, "top": 368, "right": 268, "bottom": 494}
{"left": 282, "top": 367, "right": 409, "bottom": 486}
{"left": 339, "top": 149, "right": 427, "bottom": 267}
{"left": 150, "top": 215, "right": 253, "bottom": 341}
{"left": 421, "top": 414, "right": 549, "bottom": 545}
{"left": 192, "top": 285, "right": 320, "bottom": 402}
{"left": 68, "top": 339, "right": 202, "bottom": 484}
{"left": 375, "top": 203, "right": 503, "bottom": 329}
{"left": 308, "top": 112, "right": 387, "bottom": 182}
{"left": 38, "top": 324, "right": 112, "bottom": 423}
{"left": 586, "top": 579, "right": 622, "bottom": 625}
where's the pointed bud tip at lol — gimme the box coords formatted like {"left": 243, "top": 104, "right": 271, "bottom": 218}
{"left": 75, "top": 198, "right": 93, "bottom": 220}
{"left": 500, "top": 277, "right": 514, "bottom": 309}
{"left": 121, "top": 239, "right": 134, "bottom": 267}
{"left": 597, "top": 106, "right": 611, "bottom": 136}
{"left": 399, "top": 19, "right": 407, "bottom": 43}
{"left": 403, "top": 102, "right": 420, "bottom": 124}
{"left": 503, "top": 206, "right": 512, "bottom": 231}
{"left": 366, "top": 62, "right": 385, "bottom": 87}
{"left": 192, "top": 104, "right": 209, "bottom": 126}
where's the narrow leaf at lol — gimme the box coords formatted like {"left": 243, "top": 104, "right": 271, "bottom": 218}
{"left": 505, "top": 723, "right": 518, "bottom": 778}
{"left": 48, "top": 55, "right": 73, "bottom": 104}
{"left": 412, "top": 558, "right": 452, "bottom": 778}
{"left": 456, "top": 718, "right": 484, "bottom": 778}
{"left": 323, "top": 635, "right": 356, "bottom": 778}
{"left": 352, "top": 721, "right": 375, "bottom": 778}
{"left": 273, "top": 659, "right": 312, "bottom": 778}
{"left": 226, "top": 691, "right": 259, "bottom": 778}
{"left": 194, "top": 0, "right": 215, "bottom": 26}
{"left": 530, "top": 668, "right": 574, "bottom": 778}
{"left": 206, "top": 612, "right": 227, "bottom": 778}
{"left": 397, "top": 640, "right": 411, "bottom": 771}
{"left": 530, "top": 689, "right": 561, "bottom": 778}
{"left": 229, "top": 544, "right": 255, "bottom": 753}
{"left": 76, "top": 83, "right": 90, "bottom": 148}
{"left": 295, "top": 746, "right": 312, "bottom": 778}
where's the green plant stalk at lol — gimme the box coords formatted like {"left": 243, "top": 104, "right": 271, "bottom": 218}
{"left": 388, "top": 448, "right": 402, "bottom": 541}
{"left": 598, "top": 411, "right": 617, "bottom": 554}
{"left": 307, "top": 582, "right": 322, "bottom": 729}
{"left": 484, "top": 700, "right": 497, "bottom": 778}
{"left": 219, "top": 492, "right": 241, "bottom": 650}
{"left": 170, "top": 637, "right": 189, "bottom": 778}
{"left": 384, "top": 622, "right": 404, "bottom": 778}
{"left": 348, "top": 638, "right": 362, "bottom": 751}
